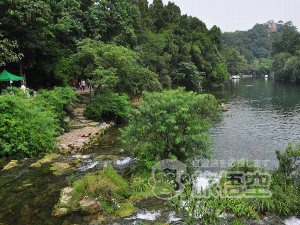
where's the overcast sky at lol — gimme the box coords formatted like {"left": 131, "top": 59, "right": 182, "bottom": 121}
{"left": 158, "top": 0, "right": 300, "bottom": 32}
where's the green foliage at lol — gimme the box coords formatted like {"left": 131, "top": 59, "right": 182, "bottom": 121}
{"left": 172, "top": 61, "right": 204, "bottom": 92}
{"left": 0, "top": 87, "right": 77, "bottom": 159}
{"left": 120, "top": 88, "right": 222, "bottom": 171}
{"left": 36, "top": 87, "right": 78, "bottom": 132}
{"left": 0, "top": 95, "right": 59, "bottom": 159}
{"left": 84, "top": 91, "right": 131, "bottom": 123}
{"left": 283, "top": 56, "right": 300, "bottom": 82}
{"left": 273, "top": 52, "right": 292, "bottom": 79}
{"left": 0, "top": 35, "right": 23, "bottom": 67}
{"left": 72, "top": 38, "right": 162, "bottom": 95}
{"left": 172, "top": 186, "right": 259, "bottom": 224}
{"left": 248, "top": 172, "right": 299, "bottom": 216}
{"left": 275, "top": 143, "right": 300, "bottom": 177}
{"left": 222, "top": 20, "right": 299, "bottom": 75}
{"left": 54, "top": 57, "right": 79, "bottom": 86}
{"left": 1, "top": 0, "right": 233, "bottom": 89}
{"left": 272, "top": 28, "right": 300, "bottom": 56}
{"left": 172, "top": 155, "right": 300, "bottom": 223}
{"left": 223, "top": 47, "right": 248, "bottom": 74}
{"left": 1, "top": 86, "right": 27, "bottom": 97}
{"left": 71, "top": 166, "right": 129, "bottom": 213}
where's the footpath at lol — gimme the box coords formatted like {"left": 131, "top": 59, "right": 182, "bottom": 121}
{"left": 56, "top": 89, "right": 111, "bottom": 154}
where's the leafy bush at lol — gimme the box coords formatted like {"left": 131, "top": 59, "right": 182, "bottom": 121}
{"left": 120, "top": 87, "right": 223, "bottom": 172}
{"left": 0, "top": 95, "right": 59, "bottom": 159}
{"left": 84, "top": 91, "right": 131, "bottom": 123}
{"left": 275, "top": 143, "right": 300, "bottom": 177}
{"left": 36, "top": 87, "right": 78, "bottom": 132}
{"left": 0, "top": 87, "right": 78, "bottom": 159}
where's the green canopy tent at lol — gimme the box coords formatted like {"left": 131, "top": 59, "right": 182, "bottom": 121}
{"left": 0, "top": 69, "right": 24, "bottom": 82}
{"left": 0, "top": 69, "right": 24, "bottom": 92}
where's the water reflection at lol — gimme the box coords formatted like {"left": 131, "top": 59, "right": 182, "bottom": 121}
{"left": 208, "top": 77, "right": 300, "bottom": 171}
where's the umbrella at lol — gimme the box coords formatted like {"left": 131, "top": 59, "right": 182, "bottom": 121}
{"left": 0, "top": 69, "right": 24, "bottom": 82}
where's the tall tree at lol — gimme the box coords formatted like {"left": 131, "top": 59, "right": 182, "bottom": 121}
{"left": 0, "top": 34, "right": 23, "bottom": 67}
{"left": 223, "top": 47, "right": 248, "bottom": 74}
{"left": 89, "top": 0, "right": 140, "bottom": 47}
{"left": 272, "top": 28, "right": 300, "bottom": 56}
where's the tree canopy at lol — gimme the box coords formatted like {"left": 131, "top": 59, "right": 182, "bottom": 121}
{"left": 0, "top": 0, "right": 229, "bottom": 91}
{"left": 120, "top": 88, "right": 223, "bottom": 171}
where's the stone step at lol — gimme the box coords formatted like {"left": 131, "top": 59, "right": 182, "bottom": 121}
{"left": 77, "top": 116, "right": 87, "bottom": 120}
{"left": 80, "top": 119, "right": 93, "bottom": 124}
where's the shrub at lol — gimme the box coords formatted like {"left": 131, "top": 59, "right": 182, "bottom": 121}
{"left": 0, "top": 95, "right": 59, "bottom": 159}
{"left": 36, "top": 87, "right": 78, "bottom": 132}
{"left": 84, "top": 91, "right": 131, "bottom": 123}
{"left": 0, "top": 87, "right": 78, "bottom": 159}
{"left": 120, "top": 87, "right": 223, "bottom": 172}
{"left": 275, "top": 143, "right": 300, "bottom": 178}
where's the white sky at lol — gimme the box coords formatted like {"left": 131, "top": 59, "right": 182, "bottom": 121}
{"left": 157, "top": 0, "right": 300, "bottom": 32}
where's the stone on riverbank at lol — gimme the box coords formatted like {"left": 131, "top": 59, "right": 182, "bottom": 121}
{"left": 1, "top": 160, "right": 18, "bottom": 170}
{"left": 56, "top": 123, "right": 112, "bottom": 154}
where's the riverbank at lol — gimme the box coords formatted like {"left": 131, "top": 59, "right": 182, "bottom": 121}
{"left": 56, "top": 91, "right": 114, "bottom": 154}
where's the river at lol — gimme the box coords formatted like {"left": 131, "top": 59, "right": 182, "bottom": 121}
{"left": 1, "top": 76, "right": 300, "bottom": 224}
{"left": 207, "top": 76, "right": 300, "bottom": 172}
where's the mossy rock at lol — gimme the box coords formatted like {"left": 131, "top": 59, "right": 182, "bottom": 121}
{"left": 50, "top": 162, "right": 74, "bottom": 175}
{"left": 113, "top": 203, "right": 137, "bottom": 217}
{"left": 2, "top": 160, "right": 18, "bottom": 170}
{"left": 51, "top": 207, "right": 70, "bottom": 217}
{"left": 30, "top": 153, "right": 61, "bottom": 167}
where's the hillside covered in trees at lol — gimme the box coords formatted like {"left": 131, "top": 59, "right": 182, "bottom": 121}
{"left": 0, "top": 0, "right": 229, "bottom": 93}
{"left": 222, "top": 20, "right": 300, "bottom": 80}
{"left": 2, "top": 0, "right": 300, "bottom": 92}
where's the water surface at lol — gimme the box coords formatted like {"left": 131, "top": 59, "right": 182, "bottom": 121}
{"left": 207, "top": 77, "right": 300, "bottom": 171}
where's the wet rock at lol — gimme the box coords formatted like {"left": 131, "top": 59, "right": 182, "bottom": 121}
{"left": 79, "top": 198, "right": 102, "bottom": 215}
{"left": 52, "top": 187, "right": 74, "bottom": 217}
{"left": 1, "top": 160, "right": 18, "bottom": 170}
{"left": 60, "top": 187, "right": 73, "bottom": 204}
{"left": 50, "top": 162, "right": 74, "bottom": 175}
{"left": 30, "top": 153, "right": 61, "bottom": 167}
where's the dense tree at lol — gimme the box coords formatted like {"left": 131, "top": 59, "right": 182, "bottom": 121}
{"left": 71, "top": 38, "right": 162, "bottom": 95}
{"left": 272, "top": 52, "right": 292, "bottom": 79}
{"left": 283, "top": 56, "right": 300, "bottom": 82}
{"left": 223, "top": 47, "right": 248, "bottom": 74}
{"left": 272, "top": 28, "right": 300, "bottom": 56}
{"left": 172, "top": 61, "right": 204, "bottom": 92}
{"left": 85, "top": 0, "right": 140, "bottom": 47}
{"left": 120, "top": 88, "right": 223, "bottom": 171}
{"left": 0, "top": 35, "right": 23, "bottom": 67}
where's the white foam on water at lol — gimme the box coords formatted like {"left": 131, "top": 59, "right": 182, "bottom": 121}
{"left": 72, "top": 154, "right": 93, "bottom": 159}
{"left": 113, "top": 157, "right": 132, "bottom": 166}
{"left": 167, "top": 211, "right": 182, "bottom": 222}
{"left": 284, "top": 216, "right": 300, "bottom": 225}
{"left": 125, "top": 210, "right": 161, "bottom": 221}
{"left": 77, "top": 161, "right": 98, "bottom": 171}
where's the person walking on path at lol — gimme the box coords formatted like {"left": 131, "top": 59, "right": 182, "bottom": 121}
{"left": 81, "top": 79, "right": 86, "bottom": 91}
{"left": 86, "top": 79, "right": 90, "bottom": 89}
{"left": 79, "top": 80, "right": 82, "bottom": 91}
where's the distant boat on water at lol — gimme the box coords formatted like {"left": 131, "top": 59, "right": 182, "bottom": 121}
{"left": 231, "top": 75, "right": 240, "bottom": 79}
{"left": 264, "top": 75, "right": 268, "bottom": 78}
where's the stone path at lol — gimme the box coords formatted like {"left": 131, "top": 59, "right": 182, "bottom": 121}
{"left": 56, "top": 91, "right": 111, "bottom": 154}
